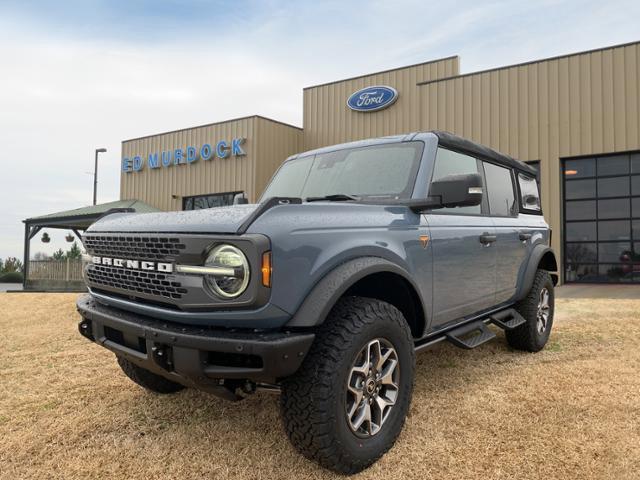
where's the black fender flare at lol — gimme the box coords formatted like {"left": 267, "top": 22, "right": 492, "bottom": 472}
{"left": 515, "top": 244, "right": 559, "bottom": 301}
{"left": 285, "top": 257, "right": 427, "bottom": 330}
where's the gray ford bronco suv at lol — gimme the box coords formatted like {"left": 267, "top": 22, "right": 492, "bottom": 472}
{"left": 77, "top": 131, "right": 558, "bottom": 474}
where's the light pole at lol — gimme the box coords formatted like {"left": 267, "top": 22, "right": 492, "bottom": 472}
{"left": 93, "top": 148, "right": 107, "bottom": 205}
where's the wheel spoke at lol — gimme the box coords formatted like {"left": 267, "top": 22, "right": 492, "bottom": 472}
{"left": 347, "top": 382, "right": 363, "bottom": 407}
{"left": 375, "top": 394, "right": 394, "bottom": 414}
{"left": 351, "top": 347, "right": 370, "bottom": 375}
{"left": 369, "top": 340, "right": 382, "bottom": 372}
{"left": 351, "top": 401, "right": 371, "bottom": 432}
{"left": 347, "top": 398, "right": 359, "bottom": 419}
{"left": 376, "top": 347, "right": 393, "bottom": 372}
{"left": 380, "top": 359, "right": 398, "bottom": 386}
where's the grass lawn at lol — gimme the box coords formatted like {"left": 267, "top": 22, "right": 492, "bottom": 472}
{"left": 0, "top": 293, "right": 639, "bottom": 479}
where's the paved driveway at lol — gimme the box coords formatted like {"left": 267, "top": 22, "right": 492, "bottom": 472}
{"left": 557, "top": 283, "right": 640, "bottom": 299}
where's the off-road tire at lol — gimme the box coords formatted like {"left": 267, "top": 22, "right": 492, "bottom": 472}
{"left": 507, "top": 269, "right": 554, "bottom": 352}
{"left": 117, "top": 356, "right": 185, "bottom": 394}
{"left": 280, "top": 296, "right": 415, "bottom": 474}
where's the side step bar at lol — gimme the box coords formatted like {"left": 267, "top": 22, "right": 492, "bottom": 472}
{"left": 445, "top": 321, "right": 496, "bottom": 350}
{"left": 489, "top": 308, "right": 526, "bottom": 330}
{"left": 415, "top": 307, "right": 525, "bottom": 352}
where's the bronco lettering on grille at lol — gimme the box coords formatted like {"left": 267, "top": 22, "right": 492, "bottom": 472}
{"left": 91, "top": 256, "right": 173, "bottom": 273}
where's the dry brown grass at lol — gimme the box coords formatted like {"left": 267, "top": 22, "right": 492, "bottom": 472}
{"left": 0, "top": 293, "right": 639, "bottom": 479}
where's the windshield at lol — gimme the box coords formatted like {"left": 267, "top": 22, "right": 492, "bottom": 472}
{"left": 260, "top": 141, "right": 424, "bottom": 201}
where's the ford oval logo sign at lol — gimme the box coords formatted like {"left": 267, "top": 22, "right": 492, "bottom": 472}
{"left": 347, "top": 85, "right": 398, "bottom": 112}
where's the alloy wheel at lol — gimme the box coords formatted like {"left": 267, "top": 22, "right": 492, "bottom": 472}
{"left": 537, "top": 287, "right": 551, "bottom": 334}
{"left": 345, "top": 338, "right": 399, "bottom": 437}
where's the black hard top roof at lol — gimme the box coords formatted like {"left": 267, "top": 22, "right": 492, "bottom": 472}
{"left": 433, "top": 131, "right": 537, "bottom": 176}
{"left": 288, "top": 130, "right": 537, "bottom": 177}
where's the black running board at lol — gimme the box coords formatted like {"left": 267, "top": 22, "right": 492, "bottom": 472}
{"left": 489, "top": 308, "right": 526, "bottom": 330}
{"left": 414, "top": 306, "right": 524, "bottom": 352}
{"left": 445, "top": 321, "right": 496, "bottom": 349}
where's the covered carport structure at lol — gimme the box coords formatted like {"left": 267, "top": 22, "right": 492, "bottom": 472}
{"left": 23, "top": 199, "right": 159, "bottom": 291}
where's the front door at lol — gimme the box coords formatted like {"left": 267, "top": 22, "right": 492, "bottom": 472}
{"left": 427, "top": 214, "right": 497, "bottom": 327}
{"left": 426, "top": 147, "right": 497, "bottom": 329}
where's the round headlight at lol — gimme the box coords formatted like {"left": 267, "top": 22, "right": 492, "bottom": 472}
{"left": 204, "top": 244, "right": 250, "bottom": 298}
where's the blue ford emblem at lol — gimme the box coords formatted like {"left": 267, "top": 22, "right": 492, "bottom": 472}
{"left": 347, "top": 85, "right": 398, "bottom": 112}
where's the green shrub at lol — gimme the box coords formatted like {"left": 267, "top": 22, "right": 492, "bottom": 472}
{"left": 0, "top": 272, "right": 24, "bottom": 283}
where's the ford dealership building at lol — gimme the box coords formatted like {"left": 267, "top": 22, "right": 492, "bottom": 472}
{"left": 120, "top": 41, "right": 640, "bottom": 284}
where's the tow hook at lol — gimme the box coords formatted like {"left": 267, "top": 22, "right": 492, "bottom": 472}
{"left": 78, "top": 320, "right": 94, "bottom": 341}
{"left": 151, "top": 344, "right": 173, "bottom": 371}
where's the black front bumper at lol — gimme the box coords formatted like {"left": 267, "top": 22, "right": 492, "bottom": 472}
{"left": 76, "top": 294, "right": 314, "bottom": 393}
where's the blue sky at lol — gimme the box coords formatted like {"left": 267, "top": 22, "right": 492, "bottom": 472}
{"left": 0, "top": 0, "right": 639, "bottom": 260}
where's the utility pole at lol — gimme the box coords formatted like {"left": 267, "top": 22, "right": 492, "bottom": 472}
{"left": 93, "top": 148, "right": 107, "bottom": 205}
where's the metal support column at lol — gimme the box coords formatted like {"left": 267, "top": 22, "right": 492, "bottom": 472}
{"left": 23, "top": 223, "right": 30, "bottom": 289}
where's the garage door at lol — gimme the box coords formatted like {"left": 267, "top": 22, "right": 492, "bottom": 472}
{"left": 563, "top": 152, "right": 640, "bottom": 283}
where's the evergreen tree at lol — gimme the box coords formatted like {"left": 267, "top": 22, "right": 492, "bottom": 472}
{"left": 3, "top": 257, "right": 23, "bottom": 273}
{"left": 66, "top": 241, "right": 82, "bottom": 260}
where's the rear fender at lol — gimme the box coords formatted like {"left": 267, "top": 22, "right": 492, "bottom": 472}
{"left": 515, "top": 244, "right": 558, "bottom": 301}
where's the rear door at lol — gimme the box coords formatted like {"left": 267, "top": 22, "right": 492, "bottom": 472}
{"left": 426, "top": 148, "right": 497, "bottom": 328}
{"left": 482, "top": 161, "right": 527, "bottom": 303}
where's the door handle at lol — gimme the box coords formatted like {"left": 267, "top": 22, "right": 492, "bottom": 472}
{"left": 519, "top": 232, "right": 532, "bottom": 241}
{"left": 479, "top": 233, "right": 497, "bottom": 245}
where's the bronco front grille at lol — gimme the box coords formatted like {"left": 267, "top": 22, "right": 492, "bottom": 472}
{"left": 84, "top": 235, "right": 186, "bottom": 262}
{"left": 86, "top": 264, "right": 187, "bottom": 300}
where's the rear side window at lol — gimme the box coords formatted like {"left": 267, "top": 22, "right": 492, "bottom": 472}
{"left": 432, "top": 148, "right": 481, "bottom": 214}
{"left": 518, "top": 173, "right": 542, "bottom": 212}
{"left": 483, "top": 162, "right": 517, "bottom": 216}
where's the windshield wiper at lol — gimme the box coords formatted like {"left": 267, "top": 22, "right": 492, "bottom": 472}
{"left": 305, "top": 194, "right": 361, "bottom": 202}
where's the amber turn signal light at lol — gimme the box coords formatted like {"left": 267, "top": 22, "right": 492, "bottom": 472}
{"left": 261, "top": 251, "right": 272, "bottom": 287}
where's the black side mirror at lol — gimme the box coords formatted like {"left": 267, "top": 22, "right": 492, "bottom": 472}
{"left": 233, "top": 193, "right": 249, "bottom": 205}
{"left": 406, "top": 173, "right": 483, "bottom": 212}
{"left": 430, "top": 173, "right": 483, "bottom": 208}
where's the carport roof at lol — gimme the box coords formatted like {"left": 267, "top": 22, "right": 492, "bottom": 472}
{"left": 23, "top": 199, "right": 159, "bottom": 229}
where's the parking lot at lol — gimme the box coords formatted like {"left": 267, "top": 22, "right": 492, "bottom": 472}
{"left": 0, "top": 283, "right": 21, "bottom": 292}
{"left": 1, "top": 291, "right": 639, "bottom": 479}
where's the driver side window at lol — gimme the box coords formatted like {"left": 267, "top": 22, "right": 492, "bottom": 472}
{"left": 432, "top": 148, "right": 482, "bottom": 214}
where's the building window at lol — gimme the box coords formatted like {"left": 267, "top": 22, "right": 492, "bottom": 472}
{"left": 183, "top": 191, "right": 243, "bottom": 210}
{"left": 563, "top": 152, "right": 640, "bottom": 283}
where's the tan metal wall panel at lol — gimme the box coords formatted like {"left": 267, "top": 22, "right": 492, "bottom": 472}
{"left": 416, "top": 42, "right": 640, "bottom": 276}
{"left": 120, "top": 116, "right": 302, "bottom": 210}
{"left": 302, "top": 57, "right": 459, "bottom": 150}
{"left": 121, "top": 117, "right": 257, "bottom": 211}
{"left": 625, "top": 46, "right": 639, "bottom": 147}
